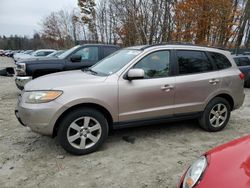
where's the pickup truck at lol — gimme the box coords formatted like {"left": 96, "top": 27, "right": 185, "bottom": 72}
{"left": 15, "top": 44, "right": 120, "bottom": 90}
{"left": 233, "top": 55, "right": 250, "bottom": 87}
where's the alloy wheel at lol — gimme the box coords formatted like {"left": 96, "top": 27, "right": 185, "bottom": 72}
{"left": 67, "top": 116, "right": 102, "bottom": 149}
{"left": 209, "top": 103, "right": 228, "bottom": 128}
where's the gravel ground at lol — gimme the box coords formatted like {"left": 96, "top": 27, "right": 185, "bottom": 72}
{"left": 0, "top": 57, "right": 249, "bottom": 188}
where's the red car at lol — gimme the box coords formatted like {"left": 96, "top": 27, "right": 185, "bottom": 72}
{"left": 178, "top": 135, "right": 250, "bottom": 188}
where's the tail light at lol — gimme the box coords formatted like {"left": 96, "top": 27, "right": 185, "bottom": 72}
{"left": 239, "top": 73, "right": 245, "bottom": 80}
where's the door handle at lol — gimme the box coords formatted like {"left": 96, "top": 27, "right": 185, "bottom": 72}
{"left": 209, "top": 79, "right": 220, "bottom": 85}
{"left": 161, "top": 85, "right": 174, "bottom": 91}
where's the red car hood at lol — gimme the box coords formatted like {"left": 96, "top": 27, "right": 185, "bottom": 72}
{"left": 198, "top": 135, "right": 250, "bottom": 188}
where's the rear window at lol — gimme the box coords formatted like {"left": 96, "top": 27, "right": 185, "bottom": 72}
{"left": 234, "top": 57, "right": 250, "bottom": 67}
{"left": 177, "top": 50, "right": 213, "bottom": 75}
{"left": 208, "top": 52, "right": 231, "bottom": 70}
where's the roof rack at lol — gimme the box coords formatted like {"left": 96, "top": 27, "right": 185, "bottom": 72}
{"left": 141, "top": 42, "right": 227, "bottom": 51}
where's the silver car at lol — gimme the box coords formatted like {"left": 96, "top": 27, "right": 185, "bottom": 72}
{"left": 15, "top": 44, "right": 245, "bottom": 155}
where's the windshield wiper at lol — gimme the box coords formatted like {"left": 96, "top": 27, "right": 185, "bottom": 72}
{"left": 83, "top": 68, "right": 98, "bottom": 75}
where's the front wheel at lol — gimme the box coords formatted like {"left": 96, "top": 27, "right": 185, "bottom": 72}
{"left": 58, "top": 108, "right": 109, "bottom": 155}
{"left": 199, "top": 97, "right": 231, "bottom": 132}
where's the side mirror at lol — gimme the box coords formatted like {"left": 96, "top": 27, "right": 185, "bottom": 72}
{"left": 70, "top": 55, "right": 82, "bottom": 62}
{"left": 127, "top": 69, "right": 145, "bottom": 80}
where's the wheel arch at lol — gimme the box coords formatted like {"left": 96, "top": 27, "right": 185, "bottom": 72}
{"left": 52, "top": 103, "right": 114, "bottom": 137}
{"left": 211, "top": 93, "right": 234, "bottom": 110}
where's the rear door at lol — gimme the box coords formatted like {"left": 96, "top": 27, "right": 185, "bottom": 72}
{"left": 174, "top": 50, "right": 220, "bottom": 114}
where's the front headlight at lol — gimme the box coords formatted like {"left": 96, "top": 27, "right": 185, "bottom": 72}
{"left": 16, "top": 63, "right": 26, "bottom": 75}
{"left": 25, "top": 91, "right": 63, "bottom": 103}
{"left": 182, "top": 156, "right": 207, "bottom": 188}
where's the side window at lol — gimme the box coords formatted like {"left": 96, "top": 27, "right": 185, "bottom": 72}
{"left": 35, "top": 51, "right": 45, "bottom": 56}
{"left": 73, "top": 47, "right": 99, "bottom": 61}
{"left": 177, "top": 50, "right": 213, "bottom": 75}
{"left": 44, "top": 51, "right": 53, "bottom": 56}
{"left": 133, "top": 51, "right": 170, "bottom": 79}
{"left": 234, "top": 58, "right": 241, "bottom": 66}
{"left": 239, "top": 57, "right": 250, "bottom": 66}
{"left": 103, "top": 47, "right": 117, "bottom": 57}
{"left": 209, "top": 52, "right": 232, "bottom": 70}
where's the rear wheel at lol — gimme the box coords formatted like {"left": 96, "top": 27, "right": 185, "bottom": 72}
{"left": 58, "top": 108, "right": 109, "bottom": 155}
{"left": 199, "top": 97, "right": 231, "bottom": 132}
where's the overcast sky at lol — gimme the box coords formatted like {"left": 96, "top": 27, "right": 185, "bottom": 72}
{"left": 0, "top": 0, "right": 78, "bottom": 37}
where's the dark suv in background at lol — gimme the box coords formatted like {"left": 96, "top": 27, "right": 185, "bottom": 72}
{"left": 233, "top": 55, "right": 250, "bottom": 87}
{"left": 15, "top": 44, "right": 120, "bottom": 89}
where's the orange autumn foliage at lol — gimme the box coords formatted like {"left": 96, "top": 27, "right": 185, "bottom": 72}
{"left": 173, "top": 0, "right": 241, "bottom": 47}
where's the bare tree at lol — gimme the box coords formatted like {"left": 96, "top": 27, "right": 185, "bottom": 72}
{"left": 41, "top": 9, "right": 85, "bottom": 48}
{"left": 38, "top": 0, "right": 250, "bottom": 48}
{"left": 78, "top": 0, "right": 99, "bottom": 42}
{"left": 236, "top": 0, "right": 250, "bottom": 48}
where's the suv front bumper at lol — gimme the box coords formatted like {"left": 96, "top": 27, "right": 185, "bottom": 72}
{"left": 15, "top": 76, "right": 32, "bottom": 90}
{"left": 15, "top": 98, "right": 66, "bottom": 136}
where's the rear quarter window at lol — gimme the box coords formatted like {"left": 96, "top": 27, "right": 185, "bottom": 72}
{"left": 208, "top": 52, "right": 232, "bottom": 70}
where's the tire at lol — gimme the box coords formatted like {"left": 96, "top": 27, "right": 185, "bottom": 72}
{"left": 199, "top": 97, "right": 231, "bottom": 132}
{"left": 58, "top": 108, "right": 109, "bottom": 155}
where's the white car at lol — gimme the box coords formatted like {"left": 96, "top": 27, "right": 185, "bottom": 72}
{"left": 14, "top": 50, "right": 34, "bottom": 62}
{"left": 15, "top": 49, "right": 56, "bottom": 62}
{"left": 46, "top": 50, "right": 65, "bottom": 58}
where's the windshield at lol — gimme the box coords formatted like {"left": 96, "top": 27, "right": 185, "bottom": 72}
{"left": 58, "top": 46, "right": 80, "bottom": 59}
{"left": 89, "top": 49, "right": 142, "bottom": 76}
{"left": 31, "top": 51, "right": 36, "bottom": 56}
{"left": 47, "top": 50, "right": 65, "bottom": 57}
{"left": 24, "top": 50, "right": 33, "bottom": 54}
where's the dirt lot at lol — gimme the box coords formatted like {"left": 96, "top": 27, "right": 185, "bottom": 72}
{"left": 0, "top": 56, "right": 249, "bottom": 188}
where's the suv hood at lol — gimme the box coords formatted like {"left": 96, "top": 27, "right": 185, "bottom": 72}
{"left": 25, "top": 70, "right": 107, "bottom": 91}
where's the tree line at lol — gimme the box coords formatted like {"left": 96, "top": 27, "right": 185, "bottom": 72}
{"left": 1, "top": 0, "right": 250, "bottom": 50}
{"left": 0, "top": 33, "right": 66, "bottom": 50}
{"left": 78, "top": 0, "right": 250, "bottom": 48}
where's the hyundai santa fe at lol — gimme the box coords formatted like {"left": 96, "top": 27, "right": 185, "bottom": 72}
{"left": 15, "top": 44, "right": 245, "bottom": 155}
